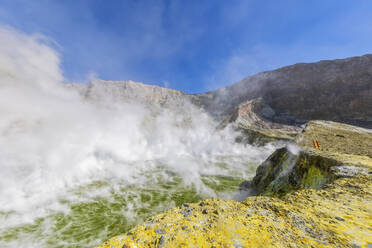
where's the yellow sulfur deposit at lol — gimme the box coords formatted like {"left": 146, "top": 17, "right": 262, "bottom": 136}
{"left": 96, "top": 174, "right": 371, "bottom": 248}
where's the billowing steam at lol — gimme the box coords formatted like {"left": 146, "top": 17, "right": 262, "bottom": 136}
{"left": 0, "top": 26, "right": 276, "bottom": 247}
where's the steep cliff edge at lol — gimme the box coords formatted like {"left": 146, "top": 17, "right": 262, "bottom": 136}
{"left": 95, "top": 121, "right": 372, "bottom": 247}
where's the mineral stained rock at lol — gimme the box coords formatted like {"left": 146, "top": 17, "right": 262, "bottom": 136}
{"left": 252, "top": 147, "right": 339, "bottom": 196}
{"left": 96, "top": 121, "right": 372, "bottom": 248}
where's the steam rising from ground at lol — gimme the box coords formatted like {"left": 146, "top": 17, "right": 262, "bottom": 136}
{"left": 0, "top": 27, "right": 276, "bottom": 247}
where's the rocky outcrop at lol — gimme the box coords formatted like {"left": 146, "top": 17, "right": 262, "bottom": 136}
{"left": 221, "top": 98, "right": 301, "bottom": 145}
{"left": 252, "top": 147, "right": 338, "bottom": 196}
{"left": 95, "top": 121, "right": 372, "bottom": 247}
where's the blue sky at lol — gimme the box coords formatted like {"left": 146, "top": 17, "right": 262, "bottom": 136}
{"left": 0, "top": 0, "right": 371, "bottom": 93}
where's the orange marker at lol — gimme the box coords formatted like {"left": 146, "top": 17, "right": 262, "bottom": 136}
{"left": 313, "top": 140, "right": 319, "bottom": 149}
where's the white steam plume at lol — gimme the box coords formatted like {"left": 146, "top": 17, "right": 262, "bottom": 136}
{"left": 0, "top": 26, "right": 274, "bottom": 232}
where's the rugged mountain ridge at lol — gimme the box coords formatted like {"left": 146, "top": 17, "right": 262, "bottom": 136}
{"left": 68, "top": 54, "right": 372, "bottom": 129}
{"left": 65, "top": 80, "right": 189, "bottom": 108}
{"left": 196, "top": 54, "right": 372, "bottom": 128}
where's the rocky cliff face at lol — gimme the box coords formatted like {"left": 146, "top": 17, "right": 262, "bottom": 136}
{"left": 220, "top": 98, "right": 302, "bottom": 145}
{"left": 196, "top": 54, "right": 372, "bottom": 128}
{"left": 65, "top": 80, "right": 190, "bottom": 109}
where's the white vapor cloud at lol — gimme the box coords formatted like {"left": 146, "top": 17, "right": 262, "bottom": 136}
{"left": 0, "top": 26, "right": 63, "bottom": 90}
{"left": 0, "top": 26, "right": 273, "bottom": 232}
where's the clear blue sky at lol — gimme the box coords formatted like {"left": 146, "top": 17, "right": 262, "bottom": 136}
{"left": 1, "top": 0, "right": 371, "bottom": 93}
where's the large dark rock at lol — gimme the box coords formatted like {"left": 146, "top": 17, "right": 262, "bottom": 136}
{"left": 252, "top": 147, "right": 339, "bottom": 196}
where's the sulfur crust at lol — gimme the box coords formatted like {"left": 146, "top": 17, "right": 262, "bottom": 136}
{"left": 96, "top": 174, "right": 371, "bottom": 248}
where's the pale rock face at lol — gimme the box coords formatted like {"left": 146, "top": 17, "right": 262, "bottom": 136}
{"left": 65, "top": 80, "right": 190, "bottom": 108}
{"left": 232, "top": 98, "right": 300, "bottom": 133}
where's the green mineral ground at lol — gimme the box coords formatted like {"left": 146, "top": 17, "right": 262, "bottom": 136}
{"left": 0, "top": 159, "right": 258, "bottom": 248}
